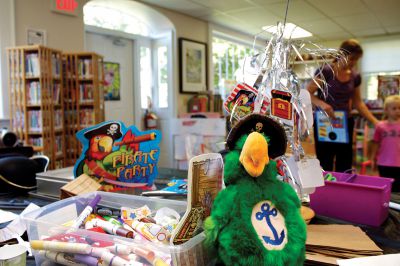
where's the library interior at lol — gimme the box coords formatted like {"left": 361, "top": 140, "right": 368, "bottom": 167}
{"left": 0, "top": 0, "right": 399, "bottom": 265}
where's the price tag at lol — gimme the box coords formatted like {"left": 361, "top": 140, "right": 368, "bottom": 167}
{"left": 296, "top": 158, "right": 324, "bottom": 189}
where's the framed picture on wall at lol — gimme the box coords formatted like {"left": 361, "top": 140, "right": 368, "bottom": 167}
{"left": 179, "top": 38, "right": 208, "bottom": 93}
{"left": 378, "top": 75, "right": 400, "bottom": 100}
{"left": 103, "top": 62, "right": 121, "bottom": 101}
{"left": 27, "top": 28, "right": 47, "bottom": 45}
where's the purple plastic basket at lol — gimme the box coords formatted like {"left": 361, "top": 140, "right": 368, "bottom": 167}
{"left": 309, "top": 171, "right": 394, "bottom": 227}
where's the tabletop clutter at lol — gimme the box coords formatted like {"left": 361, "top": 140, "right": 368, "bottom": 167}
{"left": 24, "top": 192, "right": 204, "bottom": 266}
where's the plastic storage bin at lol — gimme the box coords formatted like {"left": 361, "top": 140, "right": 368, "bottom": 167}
{"left": 309, "top": 172, "right": 393, "bottom": 227}
{"left": 22, "top": 191, "right": 207, "bottom": 266}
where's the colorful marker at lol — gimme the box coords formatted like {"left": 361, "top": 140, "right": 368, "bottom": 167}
{"left": 96, "top": 208, "right": 121, "bottom": 217}
{"left": 106, "top": 244, "right": 131, "bottom": 255}
{"left": 71, "top": 195, "right": 102, "bottom": 229}
{"left": 31, "top": 240, "right": 92, "bottom": 254}
{"left": 101, "top": 251, "right": 130, "bottom": 266}
{"left": 39, "top": 250, "right": 86, "bottom": 266}
{"left": 74, "top": 254, "right": 101, "bottom": 266}
{"left": 92, "top": 218, "right": 134, "bottom": 238}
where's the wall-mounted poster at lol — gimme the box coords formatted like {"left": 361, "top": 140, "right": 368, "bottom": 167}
{"left": 104, "top": 62, "right": 120, "bottom": 101}
{"left": 378, "top": 75, "right": 400, "bottom": 100}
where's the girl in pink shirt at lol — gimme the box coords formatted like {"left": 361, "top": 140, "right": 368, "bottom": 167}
{"left": 370, "top": 95, "right": 400, "bottom": 192}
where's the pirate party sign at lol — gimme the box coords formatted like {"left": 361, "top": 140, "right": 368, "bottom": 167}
{"left": 74, "top": 121, "right": 161, "bottom": 190}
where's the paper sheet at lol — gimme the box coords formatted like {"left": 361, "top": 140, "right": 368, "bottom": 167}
{"left": 0, "top": 209, "right": 18, "bottom": 224}
{"left": 337, "top": 254, "right": 400, "bottom": 266}
{"left": 306, "top": 225, "right": 382, "bottom": 252}
{"left": 306, "top": 224, "right": 383, "bottom": 265}
{"left": 0, "top": 203, "right": 40, "bottom": 242}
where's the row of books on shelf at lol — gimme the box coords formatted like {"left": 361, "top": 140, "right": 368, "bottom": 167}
{"left": 28, "top": 136, "right": 63, "bottom": 153}
{"left": 64, "top": 109, "right": 96, "bottom": 126}
{"left": 64, "top": 84, "right": 95, "bottom": 104}
{"left": 54, "top": 160, "right": 64, "bottom": 169}
{"left": 26, "top": 82, "right": 62, "bottom": 105}
{"left": 80, "top": 108, "right": 96, "bottom": 126}
{"left": 25, "top": 53, "right": 40, "bottom": 77}
{"left": 54, "top": 135, "right": 63, "bottom": 153}
{"left": 12, "top": 111, "right": 25, "bottom": 130}
{"left": 25, "top": 109, "right": 62, "bottom": 129}
{"left": 80, "top": 84, "right": 94, "bottom": 103}
{"left": 25, "top": 53, "right": 62, "bottom": 77}
{"left": 51, "top": 54, "right": 62, "bottom": 78}
{"left": 78, "top": 59, "right": 95, "bottom": 79}
{"left": 28, "top": 110, "right": 42, "bottom": 132}
{"left": 53, "top": 110, "right": 63, "bottom": 130}
{"left": 8, "top": 53, "right": 24, "bottom": 78}
{"left": 27, "top": 81, "right": 41, "bottom": 104}
{"left": 29, "top": 137, "right": 43, "bottom": 147}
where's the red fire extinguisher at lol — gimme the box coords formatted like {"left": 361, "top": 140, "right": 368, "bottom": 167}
{"left": 144, "top": 97, "right": 158, "bottom": 130}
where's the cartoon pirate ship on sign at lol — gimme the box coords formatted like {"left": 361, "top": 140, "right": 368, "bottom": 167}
{"left": 74, "top": 121, "right": 161, "bottom": 191}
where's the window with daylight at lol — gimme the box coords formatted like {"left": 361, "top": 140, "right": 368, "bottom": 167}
{"left": 140, "top": 47, "right": 152, "bottom": 109}
{"left": 84, "top": 4, "right": 150, "bottom": 37}
{"left": 212, "top": 36, "right": 252, "bottom": 100}
{"left": 157, "top": 46, "right": 168, "bottom": 108}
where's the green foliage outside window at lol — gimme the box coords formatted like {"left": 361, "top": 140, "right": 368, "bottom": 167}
{"left": 212, "top": 37, "right": 252, "bottom": 92}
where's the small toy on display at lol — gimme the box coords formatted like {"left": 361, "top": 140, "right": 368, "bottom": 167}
{"left": 171, "top": 153, "right": 224, "bottom": 245}
{"left": 205, "top": 114, "right": 306, "bottom": 265}
{"left": 74, "top": 121, "right": 161, "bottom": 191}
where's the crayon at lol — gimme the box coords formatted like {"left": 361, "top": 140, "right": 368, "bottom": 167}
{"left": 71, "top": 195, "right": 101, "bottom": 229}
{"left": 113, "top": 239, "right": 156, "bottom": 263}
{"left": 139, "top": 216, "right": 157, "bottom": 224}
{"left": 126, "top": 220, "right": 170, "bottom": 244}
{"left": 106, "top": 244, "right": 131, "bottom": 255}
{"left": 39, "top": 250, "right": 86, "bottom": 266}
{"left": 88, "top": 226, "right": 106, "bottom": 234}
{"left": 153, "top": 257, "right": 170, "bottom": 266}
{"left": 90, "top": 247, "right": 107, "bottom": 258}
{"left": 131, "top": 246, "right": 155, "bottom": 263}
{"left": 31, "top": 240, "right": 92, "bottom": 254}
{"left": 101, "top": 251, "right": 130, "bottom": 266}
{"left": 74, "top": 254, "right": 101, "bottom": 266}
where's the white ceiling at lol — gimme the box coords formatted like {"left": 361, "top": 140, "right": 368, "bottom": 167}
{"left": 138, "top": 0, "right": 400, "bottom": 41}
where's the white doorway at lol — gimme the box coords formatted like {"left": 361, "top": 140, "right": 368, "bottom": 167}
{"left": 83, "top": 0, "right": 176, "bottom": 168}
{"left": 85, "top": 31, "right": 135, "bottom": 125}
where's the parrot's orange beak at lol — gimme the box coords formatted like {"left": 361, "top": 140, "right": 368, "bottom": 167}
{"left": 239, "top": 132, "right": 269, "bottom": 178}
{"left": 98, "top": 136, "right": 113, "bottom": 153}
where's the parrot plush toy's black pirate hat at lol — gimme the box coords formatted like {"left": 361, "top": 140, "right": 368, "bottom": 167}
{"left": 226, "top": 113, "right": 287, "bottom": 159}
{"left": 84, "top": 122, "right": 123, "bottom": 140}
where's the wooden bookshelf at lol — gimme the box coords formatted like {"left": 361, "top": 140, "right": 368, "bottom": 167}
{"left": 7, "top": 45, "right": 65, "bottom": 169}
{"left": 62, "top": 52, "right": 105, "bottom": 166}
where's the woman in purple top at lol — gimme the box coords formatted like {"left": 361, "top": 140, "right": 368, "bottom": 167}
{"left": 307, "top": 39, "right": 379, "bottom": 172}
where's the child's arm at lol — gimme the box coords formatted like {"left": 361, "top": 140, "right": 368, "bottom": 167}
{"left": 371, "top": 122, "right": 382, "bottom": 171}
{"left": 369, "top": 141, "right": 379, "bottom": 171}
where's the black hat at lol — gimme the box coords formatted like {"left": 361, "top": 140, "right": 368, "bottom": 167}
{"left": 84, "top": 122, "right": 122, "bottom": 140}
{"left": 226, "top": 114, "right": 287, "bottom": 159}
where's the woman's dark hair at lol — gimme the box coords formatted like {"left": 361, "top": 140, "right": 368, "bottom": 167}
{"left": 339, "top": 39, "right": 363, "bottom": 56}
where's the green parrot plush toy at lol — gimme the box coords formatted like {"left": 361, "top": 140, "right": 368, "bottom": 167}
{"left": 205, "top": 113, "right": 306, "bottom": 266}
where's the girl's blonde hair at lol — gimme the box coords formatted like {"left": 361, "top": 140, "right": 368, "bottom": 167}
{"left": 382, "top": 95, "right": 400, "bottom": 119}
{"left": 384, "top": 95, "right": 400, "bottom": 110}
